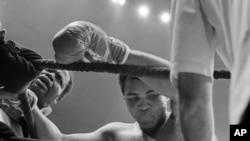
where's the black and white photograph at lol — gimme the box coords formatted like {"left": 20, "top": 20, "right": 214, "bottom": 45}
{"left": 1, "top": 0, "right": 250, "bottom": 141}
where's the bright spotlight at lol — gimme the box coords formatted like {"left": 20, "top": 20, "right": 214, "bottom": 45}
{"left": 138, "top": 5, "right": 150, "bottom": 17}
{"left": 160, "top": 12, "right": 171, "bottom": 23}
{"left": 118, "top": 0, "right": 126, "bottom": 6}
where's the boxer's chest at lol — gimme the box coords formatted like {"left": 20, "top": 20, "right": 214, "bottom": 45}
{"left": 106, "top": 120, "right": 183, "bottom": 141}
{"left": 114, "top": 131, "right": 180, "bottom": 141}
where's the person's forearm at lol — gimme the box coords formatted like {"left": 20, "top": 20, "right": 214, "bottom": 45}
{"left": 177, "top": 72, "right": 214, "bottom": 141}
{"left": 32, "top": 105, "right": 64, "bottom": 141}
{"left": 125, "top": 50, "right": 176, "bottom": 98}
{"left": 125, "top": 50, "right": 170, "bottom": 67}
{"left": 32, "top": 105, "right": 103, "bottom": 141}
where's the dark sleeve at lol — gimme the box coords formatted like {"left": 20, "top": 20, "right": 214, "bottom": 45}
{"left": 0, "top": 121, "right": 16, "bottom": 140}
{"left": 0, "top": 121, "right": 39, "bottom": 141}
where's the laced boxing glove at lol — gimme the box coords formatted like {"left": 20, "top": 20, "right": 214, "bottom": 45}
{"left": 52, "top": 21, "right": 130, "bottom": 64}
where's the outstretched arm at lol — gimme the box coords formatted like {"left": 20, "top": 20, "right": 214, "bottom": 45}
{"left": 32, "top": 105, "right": 62, "bottom": 141}
{"left": 32, "top": 105, "right": 104, "bottom": 141}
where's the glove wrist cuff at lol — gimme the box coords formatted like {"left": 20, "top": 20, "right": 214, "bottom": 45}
{"left": 120, "top": 45, "right": 130, "bottom": 64}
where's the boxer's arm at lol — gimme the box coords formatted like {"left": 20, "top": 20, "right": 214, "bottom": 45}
{"left": 32, "top": 105, "right": 108, "bottom": 141}
{"left": 32, "top": 105, "right": 62, "bottom": 140}
{"left": 125, "top": 50, "right": 176, "bottom": 98}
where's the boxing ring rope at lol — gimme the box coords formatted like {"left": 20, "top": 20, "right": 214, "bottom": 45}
{"left": 0, "top": 60, "right": 231, "bottom": 141}
{"left": 24, "top": 60, "right": 231, "bottom": 138}
{"left": 34, "top": 60, "right": 231, "bottom": 79}
{"left": 19, "top": 93, "right": 38, "bottom": 138}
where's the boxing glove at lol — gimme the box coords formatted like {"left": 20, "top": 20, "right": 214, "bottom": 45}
{"left": 52, "top": 21, "right": 130, "bottom": 64}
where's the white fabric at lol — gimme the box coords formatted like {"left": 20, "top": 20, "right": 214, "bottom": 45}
{"left": 170, "top": 0, "right": 250, "bottom": 124}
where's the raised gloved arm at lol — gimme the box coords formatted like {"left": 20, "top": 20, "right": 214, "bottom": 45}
{"left": 52, "top": 21, "right": 175, "bottom": 98}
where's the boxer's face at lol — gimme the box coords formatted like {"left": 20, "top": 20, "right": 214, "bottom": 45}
{"left": 29, "top": 69, "right": 71, "bottom": 108}
{"left": 123, "top": 78, "right": 168, "bottom": 129}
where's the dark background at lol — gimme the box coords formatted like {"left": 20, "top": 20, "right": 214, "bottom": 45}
{"left": 0, "top": 0, "right": 229, "bottom": 140}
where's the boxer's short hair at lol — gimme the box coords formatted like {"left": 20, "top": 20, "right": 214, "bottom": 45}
{"left": 118, "top": 75, "right": 140, "bottom": 95}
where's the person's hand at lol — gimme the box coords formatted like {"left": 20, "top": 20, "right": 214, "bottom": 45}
{"left": 0, "top": 39, "right": 43, "bottom": 94}
{"left": 22, "top": 89, "right": 52, "bottom": 116}
{"left": 52, "top": 21, "right": 130, "bottom": 64}
{"left": 0, "top": 89, "right": 52, "bottom": 116}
